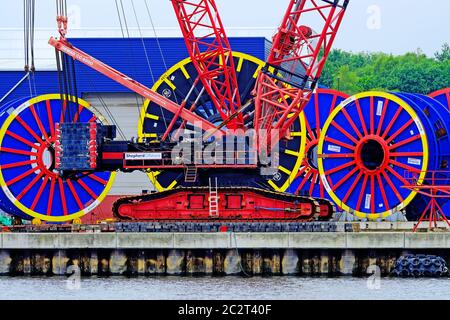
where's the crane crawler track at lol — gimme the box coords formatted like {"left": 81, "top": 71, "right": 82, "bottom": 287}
{"left": 112, "top": 186, "right": 335, "bottom": 222}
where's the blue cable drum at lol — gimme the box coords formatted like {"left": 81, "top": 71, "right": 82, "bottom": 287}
{"left": 287, "top": 88, "right": 349, "bottom": 200}
{"left": 318, "top": 92, "right": 432, "bottom": 220}
{"left": 395, "top": 93, "right": 450, "bottom": 219}
{"left": 0, "top": 96, "right": 32, "bottom": 219}
{"left": 0, "top": 94, "right": 116, "bottom": 222}
{"left": 430, "top": 88, "right": 450, "bottom": 110}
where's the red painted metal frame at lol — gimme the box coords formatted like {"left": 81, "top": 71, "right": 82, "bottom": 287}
{"left": 171, "top": 0, "right": 244, "bottom": 130}
{"left": 402, "top": 171, "right": 450, "bottom": 231}
{"left": 253, "top": 0, "right": 348, "bottom": 150}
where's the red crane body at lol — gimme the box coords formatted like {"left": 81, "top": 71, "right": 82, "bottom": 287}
{"left": 49, "top": 0, "right": 348, "bottom": 222}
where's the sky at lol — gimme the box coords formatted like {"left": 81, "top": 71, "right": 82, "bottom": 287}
{"left": 0, "top": 0, "right": 449, "bottom": 69}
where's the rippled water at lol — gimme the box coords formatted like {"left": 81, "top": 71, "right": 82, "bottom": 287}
{"left": 0, "top": 276, "right": 449, "bottom": 300}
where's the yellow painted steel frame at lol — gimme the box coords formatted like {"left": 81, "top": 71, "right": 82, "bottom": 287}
{"left": 0, "top": 94, "right": 116, "bottom": 222}
{"left": 138, "top": 52, "right": 307, "bottom": 193}
{"left": 317, "top": 91, "right": 429, "bottom": 220}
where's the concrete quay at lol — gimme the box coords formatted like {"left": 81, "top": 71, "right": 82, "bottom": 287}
{"left": 0, "top": 230, "right": 449, "bottom": 277}
{"left": 0, "top": 231, "right": 450, "bottom": 250}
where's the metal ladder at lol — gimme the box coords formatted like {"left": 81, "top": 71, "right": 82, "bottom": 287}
{"left": 209, "top": 177, "right": 219, "bottom": 218}
{"left": 184, "top": 165, "right": 198, "bottom": 183}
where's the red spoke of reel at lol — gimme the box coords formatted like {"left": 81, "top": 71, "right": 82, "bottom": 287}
{"left": 322, "top": 153, "right": 355, "bottom": 159}
{"left": 390, "top": 152, "right": 423, "bottom": 157}
{"left": 58, "top": 178, "right": 68, "bottom": 216}
{"left": 73, "top": 105, "right": 84, "bottom": 123}
{"left": 381, "top": 170, "right": 403, "bottom": 203}
{"left": 84, "top": 173, "right": 108, "bottom": 185}
{"left": 46, "top": 100, "right": 55, "bottom": 137}
{"left": 355, "top": 99, "right": 368, "bottom": 136}
{"left": 388, "top": 134, "right": 421, "bottom": 150}
{"left": 376, "top": 173, "right": 390, "bottom": 211}
{"left": 376, "top": 99, "right": 389, "bottom": 136}
{"left": 15, "top": 116, "right": 45, "bottom": 145}
{"left": 324, "top": 160, "right": 356, "bottom": 175}
{"left": 381, "top": 105, "right": 402, "bottom": 139}
{"left": 304, "top": 115, "right": 315, "bottom": 140}
{"left": 66, "top": 179, "right": 84, "bottom": 210}
{"left": 1, "top": 159, "right": 37, "bottom": 169}
{"left": 30, "top": 104, "right": 50, "bottom": 141}
{"left": 296, "top": 170, "right": 313, "bottom": 194}
{"left": 342, "top": 171, "right": 363, "bottom": 203}
{"left": 329, "top": 93, "right": 339, "bottom": 113}
{"left": 331, "top": 167, "right": 359, "bottom": 192}
{"left": 330, "top": 120, "right": 359, "bottom": 144}
{"left": 341, "top": 108, "right": 363, "bottom": 139}
{"left": 309, "top": 172, "right": 317, "bottom": 196}
{"left": 356, "top": 175, "right": 369, "bottom": 212}
{"left": 6, "top": 166, "right": 38, "bottom": 187}
{"left": 314, "top": 93, "right": 321, "bottom": 137}
{"left": 30, "top": 175, "right": 50, "bottom": 211}
{"left": 390, "top": 160, "right": 421, "bottom": 174}
{"left": 386, "top": 166, "right": 410, "bottom": 187}
{"left": 295, "top": 166, "right": 309, "bottom": 180}
{"left": 370, "top": 175, "right": 375, "bottom": 213}
{"left": 319, "top": 177, "right": 325, "bottom": 198}
{"left": 386, "top": 118, "right": 415, "bottom": 144}
{"left": 0, "top": 147, "right": 37, "bottom": 156}
{"left": 324, "top": 137, "right": 355, "bottom": 151}
{"left": 77, "top": 179, "right": 98, "bottom": 199}
{"left": 15, "top": 171, "right": 44, "bottom": 201}
{"left": 5, "top": 130, "right": 37, "bottom": 148}
{"left": 59, "top": 99, "right": 67, "bottom": 124}
{"left": 47, "top": 177, "right": 56, "bottom": 215}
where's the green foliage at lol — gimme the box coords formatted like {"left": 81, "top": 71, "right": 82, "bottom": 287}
{"left": 320, "top": 43, "right": 450, "bottom": 95}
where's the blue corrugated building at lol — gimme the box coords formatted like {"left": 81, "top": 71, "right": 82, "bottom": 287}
{"left": 0, "top": 37, "right": 269, "bottom": 103}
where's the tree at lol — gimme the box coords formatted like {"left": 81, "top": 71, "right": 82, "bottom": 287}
{"left": 435, "top": 43, "right": 450, "bottom": 62}
{"left": 320, "top": 45, "right": 450, "bottom": 94}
